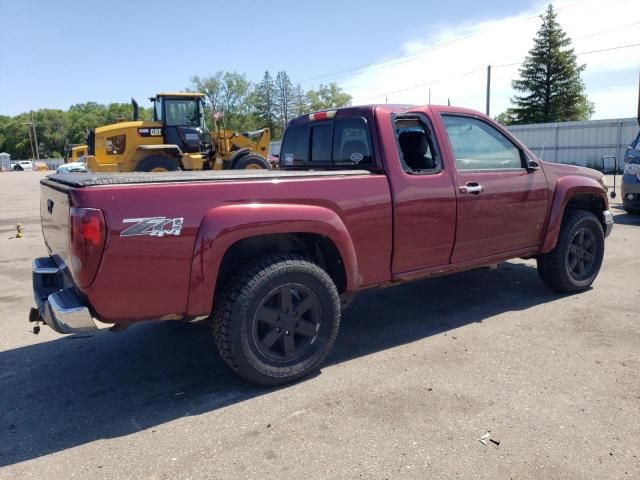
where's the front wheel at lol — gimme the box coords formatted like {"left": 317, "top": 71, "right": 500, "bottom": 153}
{"left": 212, "top": 254, "right": 341, "bottom": 386}
{"left": 135, "top": 156, "right": 181, "bottom": 172}
{"left": 537, "top": 209, "right": 605, "bottom": 293}
{"left": 233, "top": 154, "right": 270, "bottom": 170}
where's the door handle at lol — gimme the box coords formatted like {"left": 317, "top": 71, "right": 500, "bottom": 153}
{"left": 459, "top": 182, "right": 484, "bottom": 194}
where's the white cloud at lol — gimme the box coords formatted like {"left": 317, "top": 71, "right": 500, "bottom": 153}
{"left": 341, "top": 0, "right": 640, "bottom": 119}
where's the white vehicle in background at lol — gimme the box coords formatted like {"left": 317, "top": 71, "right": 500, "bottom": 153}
{"left": 12, "top": 160, "right": 34, "bottom": 171}
{"left": 56, "top": 161, "right": 88, "bottom": 174}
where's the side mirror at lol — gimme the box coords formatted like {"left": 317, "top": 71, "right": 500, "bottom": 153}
{"left": 526, "top": 159, "right": 540, "bottom": 172}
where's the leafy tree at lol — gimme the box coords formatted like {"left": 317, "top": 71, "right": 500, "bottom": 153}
{"left": 509, "top": 4, "right": 593, "bottom": 124}
{"left": 190, "top": 71, "right": 254, "bottom": 131}
{"left": 494, "top": 109, "right": 517, "bottom": 126}
{"left": 306, "top": 83, "right": 352, "bottom": 112}
{"left": 220, "top": 71, "right": 253, "bottom": 131}
{"left": 190, "top": 73, "right": 223, "bottom": 115}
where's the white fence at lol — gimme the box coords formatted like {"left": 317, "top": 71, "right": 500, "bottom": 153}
{"left": 506, "top": 117, "right": 638, "bottom": 171}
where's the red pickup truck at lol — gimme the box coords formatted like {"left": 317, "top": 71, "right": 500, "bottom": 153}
{"left": 31, "top": 105, "right": 613, "bottom": 385}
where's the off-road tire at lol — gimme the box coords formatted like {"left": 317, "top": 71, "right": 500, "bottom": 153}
{"left": 135, "top": 156, "right": 180, "bottom": 172}
{"left": 212, "top": 254, "right": 341, "bottom": 386}
{"left": 537, "top": 209, "right": 604, "bottom": 293}
{"left": 233, "top": 154, "right": 270, "bottom": 170}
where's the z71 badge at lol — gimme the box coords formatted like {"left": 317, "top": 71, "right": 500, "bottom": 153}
{"left": 121, "top": 217, "right": 184, "bottom": 237}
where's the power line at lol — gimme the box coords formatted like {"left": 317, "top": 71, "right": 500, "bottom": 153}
{"left": 358, "top": 68, "right": 484, "bottom": 102}
{"left": 299, "top": 0, "right": 625, "bottom": 87}
{"left": 493, "top": 42, "right": 640, "bottom": 69}
{"left": 356, "top": 42, "right": 640, "bottom": 103}
{"left": 573, "top": 20, "right": 640, "bottom": 41}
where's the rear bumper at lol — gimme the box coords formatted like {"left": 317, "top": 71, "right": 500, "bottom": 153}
{"left": 31, "top": 256, "right": 97, "bottom": 334}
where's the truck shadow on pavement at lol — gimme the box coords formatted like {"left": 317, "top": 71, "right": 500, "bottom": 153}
{"left": 0, "top": 261, "right": 564, "bottom": 467}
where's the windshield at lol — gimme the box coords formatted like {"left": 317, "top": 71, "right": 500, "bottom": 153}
{"left": 164, "top": 99, "right": 200, "bottom": 127}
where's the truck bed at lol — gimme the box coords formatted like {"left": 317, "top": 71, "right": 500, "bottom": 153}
{"left": 43, "top": 169, "right": 372, "bottom": 188}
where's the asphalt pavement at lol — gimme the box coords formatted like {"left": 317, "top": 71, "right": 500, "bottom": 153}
{"left": 0, "top": 172, "right": 638, "bottom": 479}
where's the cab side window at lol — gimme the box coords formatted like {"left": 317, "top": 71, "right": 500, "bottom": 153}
{"left": 394, "top": 117, "right": 440, "bottom": 174}
{"left": 333, "top": 117, "right": 372, "bottom": 166}
{"left": 280, "top": 124, "right": 309, "bottom": 166}
{"left": 280, "top": 116, "right": 373, "bottom": 168}
{"left": 442, "top": 115, "right": 523, "bottom": 171}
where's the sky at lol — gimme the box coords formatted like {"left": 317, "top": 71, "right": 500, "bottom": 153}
{"left": 0, "top": 0, "right": 638, "bottom": 119}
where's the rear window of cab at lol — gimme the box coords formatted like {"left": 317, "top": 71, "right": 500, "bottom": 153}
{"left": 280, "top": 117, "right": 374, "bottom": 169}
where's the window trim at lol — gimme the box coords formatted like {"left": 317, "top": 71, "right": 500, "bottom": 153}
{"left": 440, "top": 113, "right": 527, "bottom": 173}
{"left": 393, "top": 112, "right": 444, "bottom": 176}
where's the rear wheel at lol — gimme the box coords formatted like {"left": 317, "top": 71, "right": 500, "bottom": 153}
{"left": 537, "top": 209, "right": 604, "bottom": 293}
{"left": 233, "top": 154, "right": 270, "bottom": 170}
{"left": 212, "top": 254, "right": 340, "bottom": 386}
{"left": 135, "top": 156, "right": 180, "bottom": 172}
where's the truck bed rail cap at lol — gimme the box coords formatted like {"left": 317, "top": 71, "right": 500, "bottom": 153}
{"left": 42, "top": 169, "right": 372, "bottom": 188}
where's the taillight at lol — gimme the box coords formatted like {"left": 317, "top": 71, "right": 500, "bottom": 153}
{"left": 69, "top": 207, "right": 106, "bottom": 288}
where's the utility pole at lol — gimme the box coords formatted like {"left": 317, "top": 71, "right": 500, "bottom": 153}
{"left": 428, "top": 88, "right": 431, "bottom": 104}
{"left": 486, "top": 65, "right": 491, "bottom": 116}
{"left": 23, "top": 122, "right": 35, "bottom": 159}
{"left": 30, "top": 112, "right": 40, "bottom": 160}
{"left": 385, "top": 94, "right": 388, "bottom": 104}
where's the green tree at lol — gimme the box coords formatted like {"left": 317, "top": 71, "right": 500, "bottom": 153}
{"left": 190, "top": 71, "right": 253, "bottom": 130}
{"left": 292, "top": 83, "right": 309, "bottom": 117}
{"left": 306, "top": 83, "right": 352, "bottom": 112}
{"left": 509, "top": 4, "right": 593, "bottom": 124}
{"left": 252, "top": 70, "right": 278, "bottom": 136}
{"left": 494, "top": 109, "right": 517, "bottom": 126}
{"left": 274, "top": 71, "right": 295, "bottom": 133}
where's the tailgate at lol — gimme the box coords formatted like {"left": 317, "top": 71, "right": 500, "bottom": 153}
{"left": 40, "top": 182, "right": 71, "bottom": 269}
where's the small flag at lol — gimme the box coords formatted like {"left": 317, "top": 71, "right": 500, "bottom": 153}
{"left": 214, "top": 111, "right": 224, "bottom": 120}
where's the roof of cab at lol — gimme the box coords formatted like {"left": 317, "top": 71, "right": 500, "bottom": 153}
{"left": 287, "top": 104, "right": 489, "bottom": 127}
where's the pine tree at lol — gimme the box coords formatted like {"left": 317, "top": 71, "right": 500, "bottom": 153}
{"left": 293, "top": 83, "right": 309, "bottom": 117}
{"left": 509, "top": 4, "right": 593, "bottom": 124}
{"left": 274, "top": 71, "right": 295, "bottom": 134}
{"left": 253, "top": 71, "right": 277, "bottom": 135}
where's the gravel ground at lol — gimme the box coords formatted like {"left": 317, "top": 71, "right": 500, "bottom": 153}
{"left": 0, "top": 171, "right": 638, "bottom": 479}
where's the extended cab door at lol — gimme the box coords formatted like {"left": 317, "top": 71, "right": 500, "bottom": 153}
{"left": 437, "top": 113, "right": 549, "bottom": 263}
{"left": 385, "top": 111, "right": 457, "bottom": 274}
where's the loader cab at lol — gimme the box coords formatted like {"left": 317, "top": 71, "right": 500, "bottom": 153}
{"left": 150, "top": 93, "right": 211, "bottom": 155}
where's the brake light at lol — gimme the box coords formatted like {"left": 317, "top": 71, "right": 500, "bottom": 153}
{"left": 69, "top": 207, "right": 106, "bottom": 288}
{"left": 309, "top": 110, "right": 336, "bottom": 121}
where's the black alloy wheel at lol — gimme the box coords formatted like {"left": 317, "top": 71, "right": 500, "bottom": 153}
{"left": 212, "top": 254, "right": 341, "bottom": 386}
{"left": 566, "top": 227, "right": 597, "bottom": 281}
{"left": 253, "top": 284, "right": 321, "bottom": 362}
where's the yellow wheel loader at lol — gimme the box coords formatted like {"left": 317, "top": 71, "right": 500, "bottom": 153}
{"left": 84, "top": 93, "right": 270, "bottom": 172}
{"left": 66, "top": 144, "right": 88, "bottom": 163}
